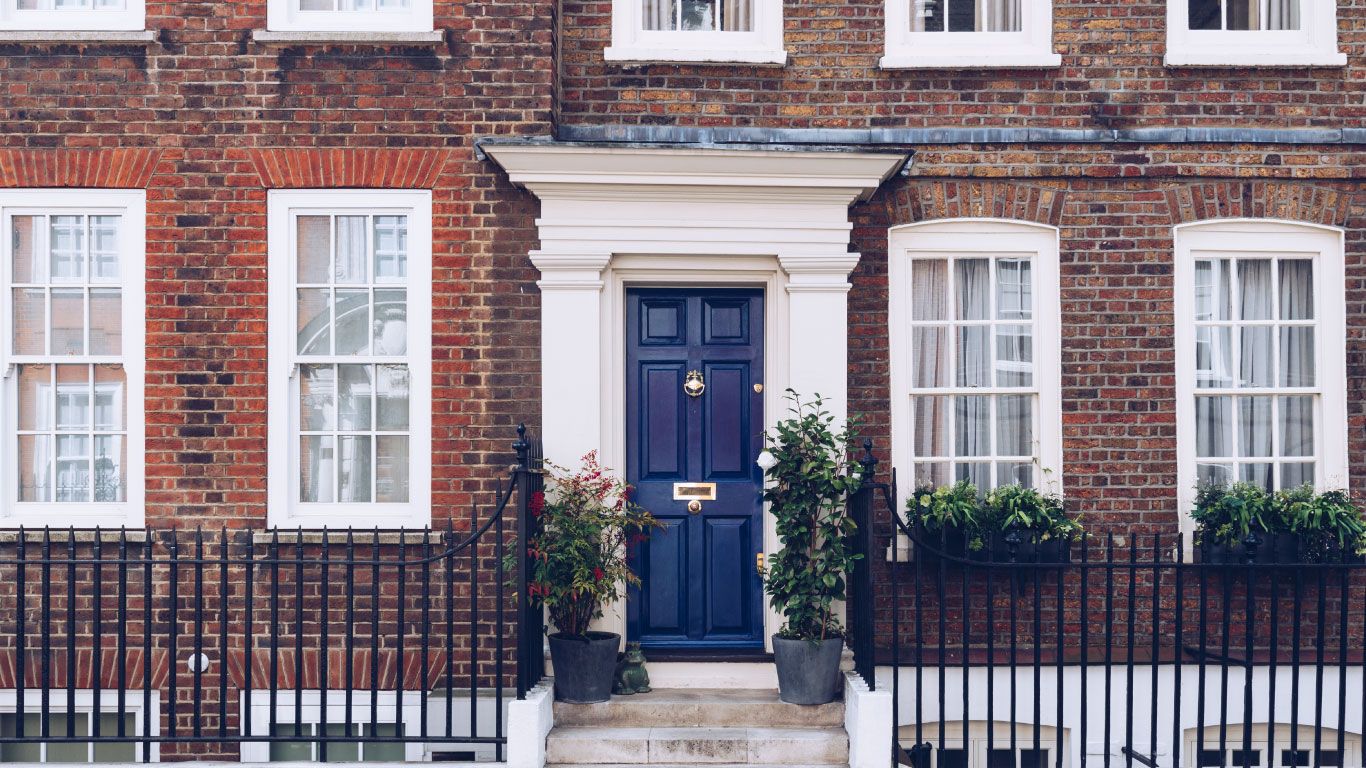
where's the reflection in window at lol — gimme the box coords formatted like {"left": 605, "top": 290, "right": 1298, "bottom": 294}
{"left": 1187, "top": 0, "right": 1299, "bottom": 31}
{"left": 912, "top": 0, "right": 1020, "bottom": 32}
{"left": 642, "top": 0, "right": 752, "bottom": 31}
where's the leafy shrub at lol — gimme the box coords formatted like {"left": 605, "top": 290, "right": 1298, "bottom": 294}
{"left": 759, "top": 392, "right": 865, "bottom": 643}
{"left": 1192, "top": 482, "right": 1365, "bottom": 561}
{"left": 909, "top": 480, "right": 1080, "bottom": 552}
{"left": 524, "top": 452, "right": 660, "bottom": 638}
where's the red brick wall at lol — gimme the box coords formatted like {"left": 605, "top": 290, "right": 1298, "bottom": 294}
{"left": 559, "top": 0, "right": 1364, "bottom": 128}
{"left": 0, "top": 0, "right": 555, "bottom": 529}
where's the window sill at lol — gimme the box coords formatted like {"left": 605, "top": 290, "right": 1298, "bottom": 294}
{"left": 252, "top": 530, "right": 450, "bottom": 545}
{"left": 1165, "top": 49, "right": 1347, "bottom": 67}
{"left": 880, "top": 51, "right": 1062, "bottom": 69}
{"left": 604, "top": 45, "right": 787, "bottom": 66}
{"left": 252, "top": 29, "right": 445, "bottom": 46}
{"left": 0, "top": 528, "right": 149, "bottom": 543}
{"left": 0, "top": 29, "right": 155, "bottom": 44}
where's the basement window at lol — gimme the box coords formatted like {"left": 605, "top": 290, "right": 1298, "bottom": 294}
{"left": 0, "top": 691, "right": 159, "bottom": 763}
{"left": 0, "top": 0, "right": 144, "bottom": 31}
{"left": 239, "top": 691, "right": 424, "bottom": 763}
{"left": 604, "top": 0, "right": 785, "bottom": 64}
{"left": 266, "top": 0, "right": 434, "bottom": 33}
{"left": 882, "top": 0, "right": 1060, "bottom": 68}
{"left": 1166, "top": 0, "right": 1345, "bottom": 66}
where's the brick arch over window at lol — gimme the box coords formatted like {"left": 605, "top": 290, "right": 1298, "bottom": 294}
{"left": 0, "top": 149, "right": 163, "bottom": 189}
{"left": 1165, "top": 182, "right": 1354, "bottom": 229}
{"left": 885, "top": 181, "right": 1069, "bottom": 229}
{"left": 245, "top": 148, "right": 455, "bottom": 189}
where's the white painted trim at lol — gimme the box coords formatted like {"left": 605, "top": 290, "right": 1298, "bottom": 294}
{"left": 504, "top": 678, "right": 553, "bottom": 768}
{"left": 845, "top": 671, "right": 893, "bottom": 768}
{"left": 882, "top": 0, "right": 1059, "bottom": 69}
{"left": 266, "top": 190, "right": 433, "bottom": 529}
{"left": 0, "top": 189, "right": 146, "bottom": 528}
{"left": 1172, "top": 219, "right": 1348, "bottom": 541}
{"left": 0, "top": 0, "right": 144, "bottom": 31}
{"left": 488, "top": 145, "right": 904, "bottom": 663}
{"left": 1165, "top": 0, "right": 1345, "bottom": 67}
{"left": 887, "top": 219, "right": 1064, "bottom": 505}
{"left": 266, "top": 0, "right": 433, "bottom": 33}
{"left": 239, "top": 689, "right": 424, "bottom": 763}
{"left": 606, "top": 0, "right": 784, "bottom": 65}
{"left": 0, "top": 689, "right": 161, "bottom": 763}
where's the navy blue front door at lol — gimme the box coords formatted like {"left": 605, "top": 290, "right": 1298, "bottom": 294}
{"left": 625, "top": 288, "right": 766, "bottom": 650}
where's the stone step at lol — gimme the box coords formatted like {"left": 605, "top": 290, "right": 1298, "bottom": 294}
{"left": 545, "top": 725, "right": 849, "bottom": 766}
{"left": 553, "top": 688, "right": 844, "bottom": 728}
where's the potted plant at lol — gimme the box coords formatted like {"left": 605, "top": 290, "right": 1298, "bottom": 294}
{"left": 909, "top": 480, "right": 1080, "bottom": 562}
{"left": 525, "top": 452, "right": 659, "bottom": 703}
{"left": 1192, "top": 482, "right": 1365, "bottom": 564}
{"left": 757, "top": 392, "right": 865, "bottom": 706}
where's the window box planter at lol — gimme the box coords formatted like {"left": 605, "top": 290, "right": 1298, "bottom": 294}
{"left": 912, "top": 522, "right": 1072, "bottom": 565}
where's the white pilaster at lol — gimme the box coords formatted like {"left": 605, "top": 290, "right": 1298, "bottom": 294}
{"left": 530, "top": 251, "right": 612, "bottom": 467}
{"left": 779, "top": 253, "right": 861, "bottom": 422}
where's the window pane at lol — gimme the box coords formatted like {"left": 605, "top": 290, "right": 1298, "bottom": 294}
{"left": 995, "top": 324, "right": 1032, "bottom": 386}
{"left": 996, "top": 394, "right": 1032, "bottom": 456}
{"left": 1194, "top": 259, "right": 1231, "bottom": 320}
{"left": 1197, "top": 462, "right": 1233, "bottom": 487}
{"left": 334, "top": 289, "right": 370, "bottom": 355}
{"left": 94, "top": 364, "right": 125, "bottom": 431}
{"left": 642, "top": 0, "right": 679, "bottom": 30}
{"left": 18, "top": 434, "right": 52, "bottom": 502}
{"left": 376, "top": 365, "right": 409, "bottom": 431}
{"left": 373, "top": 289, "right": 407, "bottom": 356}
{"left": 911, "top": 0, "right": 944, "bottom": 32}
{"left": 1195, "top": 326, "right": 1232, "bottom": 388}
{"left": 297, "top": 216, "right": 331, "bottom": 283}
{"left": 1279, "top": 327, "right": 1314, "bottom": 387}
{"left": 56, "top": 434, "right": 91, "bottom": 502}
{"left": 363, "top": 723, "right": 405, "bottom": 762}
{"left": 1279, "top": 259, "right": 1313, "bottom": 320}
{"left": 1240, "top": 462, "right": 1273, "bottom": 489}
{"left": 270, "top": 723, "right": 315, "bottom": 761}
{"left": 335, "top": 216, "right": 368, "bottom": 284}
{"left": 1280, "top": 462, "right": 1314, "bottom": 489}
{"left": 50, "top": 288, "right": 85, "bottom": 355}
{"left": 1195, "top": 396, "right": 1232, "bottom": 458}
{"left": 954, "top": 395, "right": 989, "bottom": 457}
{"left": 1188, "top": 0, "right": 1220, "bottom": 28}
{"left": 95, "top": 434, "right": 126, "bottom": 502}
{"left": 18, "top": 364, "right": 52, "bottom": 431}
{"left": 338, "top": 435, "right": 373, "bottom": 503}
{"left": 11, "top": 216, "right": 39, "bottom": 283}
{"left": 373, "top": 215, "right": 407, "bottom": 281}
{"left": 911, "top": 259, "right": 947, "bottom": 321}
{"left": 1228, "top": 0, "right": 1299, "bottom": 30}
{"left": 338, "top": 364, "right": 374, "bottom": 431}
{"left": 1237, "top": 396, "right": 1272, "bottom": 458}
{"left": 0, "top": 714, "right": 40, "bottom": 762}
{"left": 377, "top": 436, "right": 410, "bottom": 503}
{"left": 43, "top": 713, "right": 89, "bottom": 763}
{"left": 92, "top": 714, "right": 137, "bottom": 762}
{"left": 56, "top": 364, "right": 90, "bottom": 431}
{"left": 301, "top": 435, "right": 335, "bottom": 503}
{"left": 1239, "top": 326, "right": 1272, "bottom": 387}
{"left": 912, "top": 395, "right": 948, "bottom": 458}
{"left": 913, "top": 462, "right": 949, "bottom": 488}
{"left": 680, "top": 0, "right": 716, "bottom": 30}
{"left": 297, "top": 288, "right": 332, "bottom": 355}
{"left": 955, "top": 325, "right": 989, "bottom": 387}
{"left": 89, "top": 288, "right": 122, "bottom": 356}
{"left": 954, "top": 461, "right": 990, "bottom": 490}
{"left": 322, "top": 723, "right": 361, "bottom": 762}
{"left": 49, "top": 216, "right": 85, "bottom": 282}
{"left": 1237, "top": 259, "right": 1272, "bottom": 320}
{"left": 300, "top": 364, "right": 337, "bottom": 431}
{"left": 998, "top": 461, "right": 1033, "bottom": 487}
{"left": 1279, "top": 395, "right": 1313, "bottom": 456}
{"left": 995, "top": 257, "right": 1031, "bottom": 320}
{"left": 300, "top": 0, "right": 332, "bottom": 9}
{"left": 954, "top": 258, "right": 989, "bottom": 320}
{"left": 12, "top": 288, "right": 46, "bottom": 355}
{"left": 90, "top": 215, "right": 120, "bottom": 281}
{"left": 912, "top": 327, "right": 948, "bottom": 388}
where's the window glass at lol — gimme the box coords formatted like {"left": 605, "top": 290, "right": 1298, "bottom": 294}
{"left": 14, "top": 0, "right": 126, "bottom": 8}
{"left": 641, "top": 0, "right": 753, "bottom": 32}
{"left": 1187, "top": 0, "right": 1300, "bottom": 30}
{"left": 1192, "top": 255, "right": 1317, "bottom": 491}
{"left": 912, "top": 0, "right": 1020, "bottom": 32}
{"left": 0, "top": 712, "right": 137, "bottom": 763}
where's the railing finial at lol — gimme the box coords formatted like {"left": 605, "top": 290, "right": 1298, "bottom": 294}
{"left": 513, "top": 423, "right": 530, "bottom": 469}
{"left": 1242, "top": 529, "right": 1262, "bottom": 565}
{"left": 858, "top": 438, "right": 877, "bottom": 483}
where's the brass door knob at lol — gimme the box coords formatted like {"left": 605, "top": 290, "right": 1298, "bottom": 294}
{"left": 687, "top": 499, "right": 702, "bottom": 514}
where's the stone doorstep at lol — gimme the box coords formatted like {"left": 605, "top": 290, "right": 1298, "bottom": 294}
{"left": 544, "top": 725, "right": 850, "bottom": 765}
{"left": 552, "top": 688, "right": 845, "bottom": 728}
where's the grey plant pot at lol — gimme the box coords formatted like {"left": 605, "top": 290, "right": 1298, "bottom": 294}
{"left": 549, "top": 631, "right": 621, "bottom": 703}
{"left": 772, "top": 635, "right": 844, "bottom": 705}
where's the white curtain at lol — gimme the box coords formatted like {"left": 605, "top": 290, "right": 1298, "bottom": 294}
{"left": 911, "top": 260, "right": 950, "bottom": 483}
{"left": 955, "top": 259, "right": 989, "bottom": 387}
{"left": 978, "top": 0, "right": 1019, "bottom": 31}
{"left": 1264, "top": 0, "right": 1299, "bottom": 30}
{"left": 335, "top": 216, "right": 366, "bottom": 283}
{"left": 722, "top": 0, "right": 751, "bottom": 31}
{"left": 1238, "top": 260, "right": 1273, "bottom": 387}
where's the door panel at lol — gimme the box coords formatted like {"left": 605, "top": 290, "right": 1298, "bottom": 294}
{"left": 626, "top": 287, "right": 765, "bottom": 650}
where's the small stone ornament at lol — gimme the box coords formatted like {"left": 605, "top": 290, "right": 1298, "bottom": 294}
{"left": 611, "top": 642, "right": 651, "bottom": 695}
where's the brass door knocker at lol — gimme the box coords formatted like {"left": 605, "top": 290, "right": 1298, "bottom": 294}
{"left": 683, "top": 370, "right": 705, "bottom": 398}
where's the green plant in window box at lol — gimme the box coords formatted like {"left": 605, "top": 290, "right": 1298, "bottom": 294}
{"left": 908, "top": 480, "right": 1080, "bottom": 562}
{"left": 1192, "top": 482, "right": 1365, "bottom": 564}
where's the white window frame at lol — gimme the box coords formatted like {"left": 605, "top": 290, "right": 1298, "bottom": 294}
{"left": 266, "top": 190, "right": 432, "bottom": 529}
{"left": 0, "top": 190, "right": 145, "bottom": 529}
{"left": 1184, "top": 723, "right": 1362, "bottom": 768}
{"left": 604, "top": 0, "right": 785, "bottom": 65}
{"left": 0, "top": 689, "right": 160, "bottom": 763}
{"left": 882, "top": 0, "right": 1060, "bottom": 68}
{"left": 1173, "top": 219, "right": 1348, "bottom": 539}
{"left": 888, "top": 219, "right": 1064, "bottom": 506}
{"left": 1166, "top": 0, "right": 1345, "bottom": 67}
{"left": 265, "top": 0, "right": 434, "bottom": 33}
{"left": 239, "top": 690, "right": 424, "bottom": 763}
{"left": 0, "top": 0, "right": 144, "bottom": 32}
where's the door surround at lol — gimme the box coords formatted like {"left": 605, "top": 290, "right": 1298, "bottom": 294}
{"left": 485, "top": 142, "right": 909, "bottom": 658}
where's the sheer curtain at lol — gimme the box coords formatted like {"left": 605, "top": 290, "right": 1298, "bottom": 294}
{"left": 978, "top": 0, "right": 1019, "bottom": 31}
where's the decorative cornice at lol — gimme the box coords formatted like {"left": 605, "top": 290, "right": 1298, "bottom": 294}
{"left": 529, "top": 251, "right": 612, "bottom": 291}
{"left": 779, "top": 253, "right": 861, "bottom": 293}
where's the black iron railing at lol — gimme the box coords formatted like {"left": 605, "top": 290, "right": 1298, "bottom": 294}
{"left": 0, "top": 428, "right": 542, "bottom": 763}
{"left": 847, "top": 451, "right": 1366, "bottom": 768}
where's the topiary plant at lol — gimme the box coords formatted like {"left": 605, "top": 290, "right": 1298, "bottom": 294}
{"left": 757, "top": 391, "right": 865, "bottom": 643}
